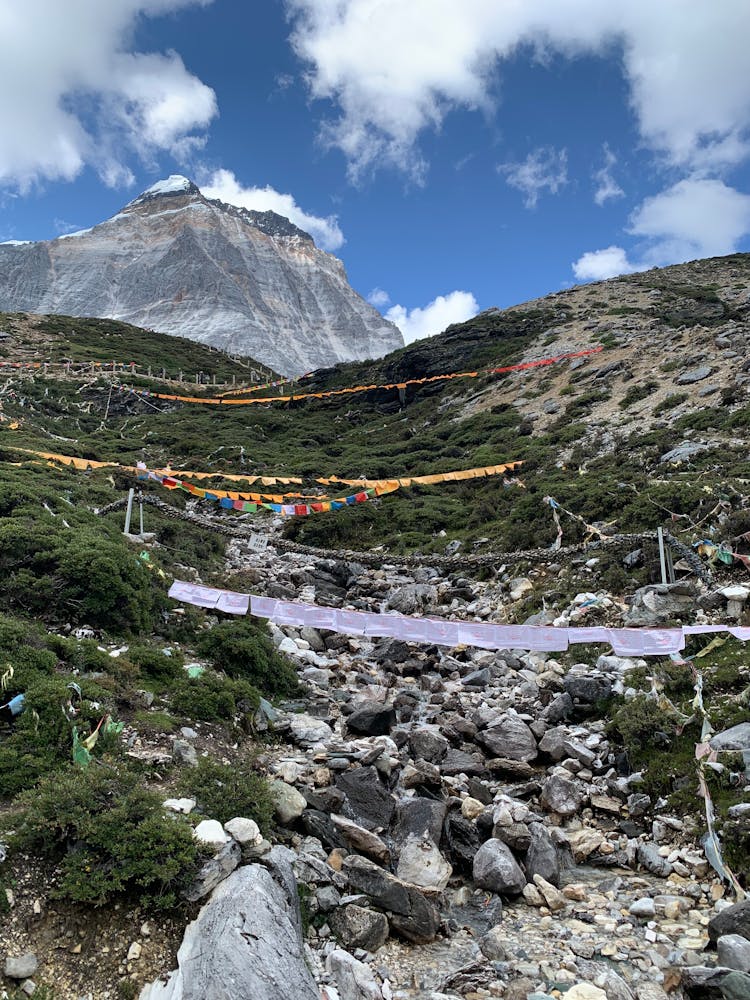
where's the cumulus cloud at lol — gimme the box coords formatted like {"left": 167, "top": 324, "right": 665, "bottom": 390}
{"left": 500, "top": 147, "right": 568, "bottom": 208}
{"left": 386, "top": 291, "right": 479, "bottom": 344}
{"left": 630, "top": 177, "right": 750, "bottom": 263}
{"left": 593, "top": 145, "right": 624, "bottom": 206}
{"left": 367, "top": 287, "right": 391, "bottom": 307}
{"left": 0, "top": 0, "right": 216, "bottom": 191}
{"left": 199, "top": 169, "right": 345, "bottom": 251}
{"left": 573, "top": 177, "right": 750, "bottom": 281}
{"left": 285, "top": 1, "right": 750, "bottom": 179}
{"left": 572, "top": 246, "right": 635, "bottom": 281}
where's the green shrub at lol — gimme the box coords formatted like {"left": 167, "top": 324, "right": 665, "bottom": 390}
{"left": 196, "top": 619, "right": 299, "bottom": 697}
{"left": 177, "top": 755, "right": 273, "bottom": 828}
{"left": 127, "top": 645, "right": 184, "bottom": 682}
{"left": 169, "top": 672, "right": 260, "bottom": 723}
{"left": 0, "top": 673, "right": 118, "bottom": 798}
{"left": 10, "top": 764, "right": 204, "bottom": 909}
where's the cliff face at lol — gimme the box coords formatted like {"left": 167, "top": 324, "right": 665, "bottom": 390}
{"left": 0, "top": 176, "right": 403, "bottom": 376}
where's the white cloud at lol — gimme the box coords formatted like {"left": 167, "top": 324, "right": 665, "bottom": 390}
{"left": 199, "top": 169, "right": 345, "bottom": 251}
{"left": 593, "top": 145, "right": 624, "bottom": 206}
{"left": 386, "top": 290, "right": 479, "bottom": 344}
{"left": 573, "top": 176, "right": 750, "bottom": 282}
{"left": 572, "top": 246, "right": 635, "bottom": 282}
{"left": 500, "top": 147, "right": 567, "bottom": 208}
{"left": 286, "top": 1, "right": 750, "bottom": 178}
{"left": 629, "top": 177, "right": 750, "bottom": 263}
{"left": 0, "top": 0, "right": 216, "bottom": 191}
{"left": 367, "top": 287, "right": 391, "bottom": 307}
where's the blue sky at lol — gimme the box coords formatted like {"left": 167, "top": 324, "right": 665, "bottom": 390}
{"left": 2, "top": 1, "right": 750, "bottom": 343}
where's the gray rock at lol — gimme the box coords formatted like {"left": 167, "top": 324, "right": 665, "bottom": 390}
{"left": 525, "top": 822, "right": 561, "bottom": 887}
{"left": 710, "top": 901, "right": 750, "bottom": 944}
{"left": 346, "top": 700, "right": 396, "bottom": 736}
{"left": 4, "top": 954, "right": 38, "bottom": 979}
{"left": 315, "top": 885, "right": 341, "bottom": 913}
{"left": 541, "top": 692, "right": 574, "bottom": 724}
{"left": 386, "top": 584, "right": 437, "bottom": 614}
{"left": 393, "top": 798, "right": 448, "bottom": 846}
{"left": 719, "top": 935, "right": 750, "bottom": 973}
{"left": 629, "top": 896, "right": 656, "bottom": 918}
{"left": 711, "top": 723, "right": 750, "bottom": 752}
{"left": 328, "top": 948, "right": 382, "bottom": 1000}
{"left": 171, "top": 739, "right": 198, "bottom": 767}
{"left": 409, "top": 729, "right": 448, "bottom": 763}
{"left": 472, "top": 839, "right": 526, "bottom": 895}
{"left": 343, "top": 854, "right": 441, "bottom": 943}
{"left": 330, "top": 904, "right": 389, "bottom": 952}
{"left": 138, "top": 862, "right": 318, "bottom": 999}
{"left": 440, "top": 748, "right": 487, "bottom": 776}
{"left": 299, "top": 626, "right": 325, "bottom": 652}
{"left": 396, "top": 834, "right": 452, "bottom": 890}
{"left": 660, "top": 441, "right": 709, "bottom": 463}
{"left": 288, "top": 713, "right": 334, "bottom": 746}
{"left": 331, "top": 814, "right": 390, "bottom": 864}
{"left": 540, "top": 775, "right": 583, "bottom": 817}
{"left": 270, "top": 780, "right": 307, "bottom": 824}
{"left": 182, "top": 840, "right": 241, "bottom": 903}
{"left": 563, "top": 674, "right": 613, "bottom": 704}
{"left": 676, "top": 365, "right": 713, "bottom": 384}
{"left": 476, "top": 714, "right": 537, "bottom": 762}
{"left": 636, "top": 842, "right": 672, "bottom": 877}
{"left": 336, "top": 766, "right": 395, "bottom": 831}
{"left": 719, "top": 971, "right": 750, "bottom": 999}
{"left": 625, "top": 581, "right": 698, "bottom": 625}
{"left": 223, "top": 817, "right": 261, "bottom": 845}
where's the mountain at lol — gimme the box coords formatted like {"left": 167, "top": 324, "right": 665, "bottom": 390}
{"left": 0, "top": 175, "right": 403, "bottom": 376}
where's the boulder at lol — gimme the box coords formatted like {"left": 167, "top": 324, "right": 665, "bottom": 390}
{"left": 637, "top": 842, "right": 672, "bottom": 877}
{"left": 710, "top": 901, "right": 750, "bottom": 945}
{"left": 183, "top": 840, "right": 241, "bottom": 903}
{"left": 328, "top": 949, "right": 382, "bottom": 1000}
{"left": 472, "top": 839, "right": 526, "bottom": 895}
{"left": 4, "top": 954, "right": 38, "bottom": 979}
{"left": 409, "top": 728, "right": 448, "bottom": 763}
{"left": 476, "top": 715, "right": 537, "bottom": 762}
{"left": 343, "top": 854, "right": 441, "bottom": 943}
{"left": 711, "top": 723, "right": 750, "bottom": 753}
{"left": 288, "top": 713, "right": 334, "bottom": 746}
{"left": 444, "top": 812, "right": 482, "bottom": 869}
{"left": 392, "top": 797, "right": 447, "bottom": 845}
{"left": 625, "top": 582, "right": 698, "bottom": 625}
{"left": 396, "top": 834, "right": 452, "bottom": 890}
{"left": 335, "top": 766, "right": 395, "bottom": 831}
{"left": 563, "top": 674, "right": 613, "bottom": 705}
{"left": 386, "top": 583, "right": 437, "bottom": 614}
{"left": 540, "top": 775, "right": 583, "bottom": 817}
{"left": 139, "top": 861, "right": 318, "bottom": 1000}
{"left": 346, "top": 700, "right": 396, "bottom": 736}
{"left": 331, "top": 814, "right": 390, "bottom": 864}
{"left": 330, "top": 905, "right": 389, "bottom": 952}
{"left": 270, "top": 780, "right": 307, "bottom": 825}
{"left": 718, "top": 935, "right": 750, "bottom": 973}
{"left": 525, "top": 822, "right": 561, "bottom": 887}
{"left": 223, "top": 817, "right": 261, "bottom": 845}
{"left": 193, "top": 819, "right": 230, "bottom": 847}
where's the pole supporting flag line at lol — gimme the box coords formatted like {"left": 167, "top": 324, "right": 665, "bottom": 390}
{"left": 167, "top": 580, "right": 750, "bottom": 655}
{"left": 121, "top": 347, "right": 604, "bottom": 407}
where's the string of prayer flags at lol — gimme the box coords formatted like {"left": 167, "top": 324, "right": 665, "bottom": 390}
{"left": 122, "top": 346, "right": 604, "bottom": 407}
{"left": 166, "top": 579, "right": 750, "bottom": 656}
{"left": 147, "top": 469, "right": 396, "bottom": 515}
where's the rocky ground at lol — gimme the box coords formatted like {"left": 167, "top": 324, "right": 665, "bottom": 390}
{"left": 89, "top": 531, "right": 749, "bottom": 1000}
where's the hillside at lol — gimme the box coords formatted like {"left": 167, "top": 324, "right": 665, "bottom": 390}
{"left": 0, "top": 256, "right": 749, "bottom": 999}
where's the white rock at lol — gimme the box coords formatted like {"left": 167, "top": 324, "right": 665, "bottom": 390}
{"left": 193, "top": 820, "right": 230, "bottom": 847}
{"left": 223, "top": 817, "right": 261, "bottom": 845}
{"left": 163, "top": 798, "right": 196, "bottom": 815}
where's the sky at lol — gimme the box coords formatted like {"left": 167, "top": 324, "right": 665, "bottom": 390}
{"left": 2, "top": 1, "right": 750, "bottom": 344}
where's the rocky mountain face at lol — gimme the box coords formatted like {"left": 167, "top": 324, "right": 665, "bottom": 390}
{"left": 0, "top": 176, "right": 403, "bottom": 376}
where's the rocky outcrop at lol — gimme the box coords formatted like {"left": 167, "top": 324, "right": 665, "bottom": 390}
{"left": 0, "top": 176, "right": 402, "bottom": 376}
{"left": 139, "top": 854, "right": 318, "bottom": 1000}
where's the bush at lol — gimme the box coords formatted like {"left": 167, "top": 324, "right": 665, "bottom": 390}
{"left": 0, "top": 520, "right": 158, "bottom": 633}
{"left": 127, "top": 645, "right": 184, "bottom": 682}
{"left": 169, "top": 672, "right": 260, "bottom": 723}
{"left": 0, "top": 672, "right": 118, "bottom": 798}
{"left": 10, "top": 763, "right": 205, "bottom": 909}
{"left": 178, "top": 755, "right": 273, "bottom": 829}
{"left": 196, "top": 619, "right": 299, "bottom": 698}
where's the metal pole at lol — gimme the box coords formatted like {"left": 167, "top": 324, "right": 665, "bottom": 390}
{"left": 124, "top": 488, "right": 135, "bottom": 535}
{"left": 139, "top": 499, "right": 144, "bottom": 536}
{"left": 657, "top": 526, "right": 668, "bottom": 585}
